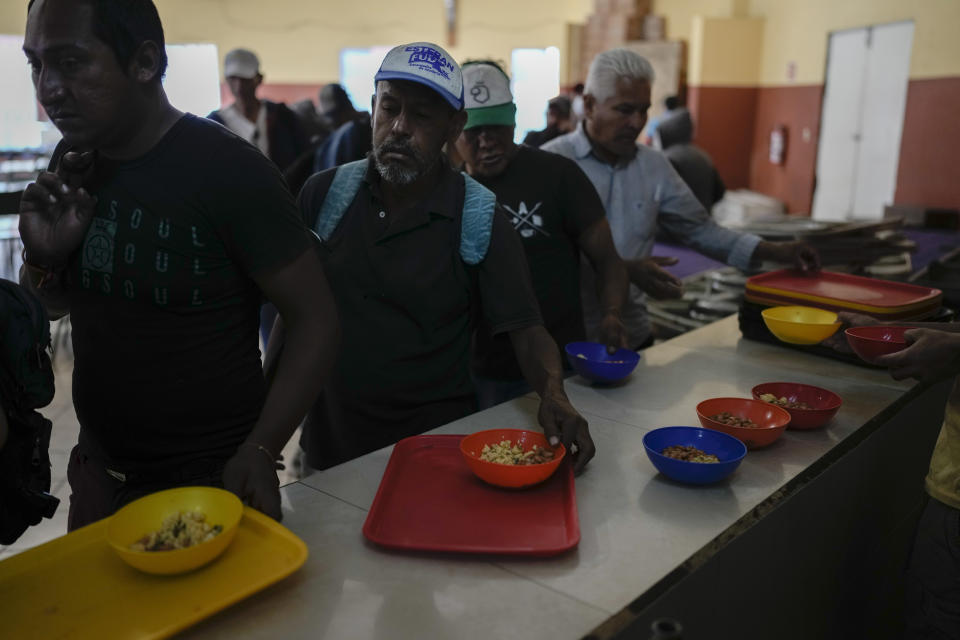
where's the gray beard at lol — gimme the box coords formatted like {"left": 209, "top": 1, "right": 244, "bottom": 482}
{"left": 373, "top": 157, "right": 421, "bottom": 185}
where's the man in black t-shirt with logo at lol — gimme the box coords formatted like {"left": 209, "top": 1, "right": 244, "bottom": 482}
{"left": 455, "top": 61, "right": 630, "bottom": 407}
{"left": 19, "top": 0, "right": 338, "bottom": 529}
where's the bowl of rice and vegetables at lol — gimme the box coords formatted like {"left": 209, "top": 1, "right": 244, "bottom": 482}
{"left": 106, "top": 486, "right": 243, "bottom": 575}
{"left": 460, "top": 429, "right": 566, "bottom": 489}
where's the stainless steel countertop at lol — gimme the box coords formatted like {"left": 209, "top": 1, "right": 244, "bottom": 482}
{"left": 182, "top": 315, "right": 914, "bottom": 640}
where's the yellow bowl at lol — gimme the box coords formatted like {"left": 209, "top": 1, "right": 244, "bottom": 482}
{"left": 106, "top": 486, "right": 243, "bottom": 575}
{"left": 761, "top": 305, "right": 841, "bottom": 345}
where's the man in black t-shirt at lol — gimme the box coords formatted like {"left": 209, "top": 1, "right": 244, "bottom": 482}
{"left": 455, "top": 61, "right": 630, "bottom": 407}
{"left": 19, "top": 0, "right": 338, "bottom": 529}
{"left": 272, "top": 43, "right": 596, "bottom": 473}
{"left": 522, "top": 95, "right": 574, "bottom": 148}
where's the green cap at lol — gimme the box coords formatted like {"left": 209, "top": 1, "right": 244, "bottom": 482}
{"left": 465, "top": 102, "right": 517, "bottom": 129}
{"left": 462, "top": 61, "right": 517, "bottom": 130}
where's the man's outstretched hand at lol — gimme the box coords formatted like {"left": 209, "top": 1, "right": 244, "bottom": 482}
{"left": 756, "top": 240, "right": 821, "bottom": 273}
{"left": 627, "top": 256, "right": 683, "bottom": 300}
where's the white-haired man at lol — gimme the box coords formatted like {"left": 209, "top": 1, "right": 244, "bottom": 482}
{"left": 543, "top": 48, "right": 818, "bottom": 349}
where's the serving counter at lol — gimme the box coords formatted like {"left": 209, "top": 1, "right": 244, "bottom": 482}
{"left": 181, "top": 316, "right": 949, "bottom": 640}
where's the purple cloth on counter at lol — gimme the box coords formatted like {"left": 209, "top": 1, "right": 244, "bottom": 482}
{"left": 653, "top": 241, "right": 726, "bottom": 279}
{"left": 656, "top": 228, "right": 959, "bottom": 280}
{"left": 903, "top": 228, "right": 960, "bottom": 273}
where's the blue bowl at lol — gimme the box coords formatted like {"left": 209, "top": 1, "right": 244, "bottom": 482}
{"left": 564, "top": 341, "right": 640, "bottom": 383}
{"left": 643, "top": 426, "right": 747, "bottom": 485}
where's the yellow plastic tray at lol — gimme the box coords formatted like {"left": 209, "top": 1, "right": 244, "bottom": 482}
{"left": 0, "top": 506, "right": 307, "bottom": 639}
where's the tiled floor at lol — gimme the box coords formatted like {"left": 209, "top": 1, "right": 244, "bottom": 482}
{"left": 0, "top": 320, "right": 303, "bottom": 560}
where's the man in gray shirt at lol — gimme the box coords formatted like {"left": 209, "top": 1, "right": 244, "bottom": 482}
{"left": 543, "top": 48, "right": 817, "bottom": 349}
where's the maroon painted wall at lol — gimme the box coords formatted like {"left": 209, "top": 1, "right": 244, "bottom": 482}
{"left": 895, "top": 76, "right": 960, "bottom": 211}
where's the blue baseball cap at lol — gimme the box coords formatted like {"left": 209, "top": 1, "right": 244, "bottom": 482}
{"left": 374, "top": 42, "right": 464, "bottom": 111}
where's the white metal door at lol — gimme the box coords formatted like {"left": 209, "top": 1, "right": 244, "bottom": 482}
{"left": 812, "top": 22, "right": 914, "bottom": 221}
{"left": 851, "top": 22, "right": 914, "bottom": 219}
{"left": 812, "top": 29, "right": 869, "bottom": 221}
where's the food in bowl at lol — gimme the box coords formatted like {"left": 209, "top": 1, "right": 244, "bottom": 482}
{"left": 758, "top": 393, "right": 812, "bottom": 410}
{"left": 643, "top": 426, "right": 746, "bottom": 484}
{"left": 129, "top": 510, "right": 223, "bottom": 552}
{"left": 710, "top": 412, "right": 757, "bottom": 428}
{"left": 661, "top": 445, "right": 719, "bottom": 463}
{"left": 460, "top": 429, "right": 566, "bottom": 488}
{"left": 750, "top": 382, "right": 842, "bottom": 430}
{"left": 107, "top": 487, "right": 244, "bottom": 575}
{"left": 564, "top": 341, "right": 640, "bottom": 383}
{"left": 106, "top": 487, "right": 244, "bottom": 575}
{"left": 696, "top": 397, "right": 791, "bottom": 449}
{"left": 479, "top": 440, "right": 556, "bottom": 466}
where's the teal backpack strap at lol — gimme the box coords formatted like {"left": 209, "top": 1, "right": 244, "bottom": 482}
{"left": 459, "top": 173, "right": 496, "bottom": 265}
{"left": 314, "top": 159, "right": 368, "bottom": 241}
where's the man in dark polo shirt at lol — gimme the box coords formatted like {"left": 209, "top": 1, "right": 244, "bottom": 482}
{"left": 19, "top": 0, "right": 338, "bottom": 528}
{"left": 455, "top": 61, "right": 629, "bottom": 408}
{"left": 274, "top": 42, "right": 595, "bottom": 472}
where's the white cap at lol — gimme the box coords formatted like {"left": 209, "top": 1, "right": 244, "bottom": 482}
{"left": 462, "top": 62, "right": 513, "bottom": 109}
{"left": 461, "top": 62, "right": 517, "bottom": 129}
{"left": 224, "top": 48, "right": 260, "bottom": 79}
{"left": 374, "top": 42, "right": 464, "bottom": 110}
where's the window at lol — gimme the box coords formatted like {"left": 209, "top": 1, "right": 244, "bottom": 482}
{"left": 0, "top": 34, "right": 49, "bottom": 150}
{"left": 510, "top": 47, "right": 560, "bottom": 144}
{"left": 339, "top": 46, "right": 561, "bottom": 146}
{"left": 340, "top": 47, "right": 392, "bottom": 112}
{"left": 0, "top": 37, "right": 220, "bottom": 153}
{"left": 163, "top": 43, "right": 221, "bottom": 117}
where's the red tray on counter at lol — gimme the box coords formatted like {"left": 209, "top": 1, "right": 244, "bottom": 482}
{"left": 362, "top": 434, "right": 580, "bottom": 556}
{"left": 745, "top": 269, "right": 942, "bottom": 319}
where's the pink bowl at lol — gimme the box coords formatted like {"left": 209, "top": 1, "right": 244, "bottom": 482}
{"left": 844, "top": 326, "right": 910, "bottom": 362}
{"left": 751, "top": 382, "right": 842, "bottom": 430}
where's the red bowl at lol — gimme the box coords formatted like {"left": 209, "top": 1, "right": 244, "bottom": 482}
{"left": 751, "top": 382, "right": 842, "bottom": 430}
{"left": 844, "top": 326, "right": 910, "bottom": 362}
{"left": 696, "top": 397, "right": 791, "bottom": 449}
{"left": 460, "top": 429, "right": 566, "bottom": 489}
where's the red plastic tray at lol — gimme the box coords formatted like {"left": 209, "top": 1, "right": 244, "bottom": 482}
{"left": 362, "top": 434, "right": 580, "bottom": 556}
{"left": 745, "top": 269, "right": 942, "bottom": 318}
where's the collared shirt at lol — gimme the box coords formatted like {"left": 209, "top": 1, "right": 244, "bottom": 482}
{"left": 297, "top": 159, "right": 543, "bottom": 468}
{"left": 542, "top": 123, "right": 761, "bottom": 346}
{"left": 217, "top": 102, "right": 270, "bottom": 158}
